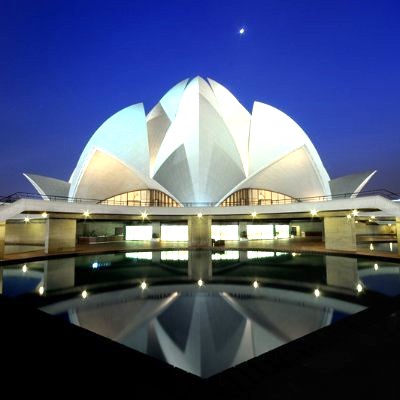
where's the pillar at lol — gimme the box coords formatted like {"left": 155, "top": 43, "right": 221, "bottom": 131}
{"left": 188, "top": 215, "right": 211, "bottom": 247}
{"left": 45, "top": 218, "right": 77, "bottom": 253}
{"left": 44, "top": 258, "right": 75, "bottom": 292}
{"left": 0, "top": 222, "right": 5, "bottom": 260}
{"left": 152, "top": 222, "right": 161, "bottom": 239}
{"left": 188, "top": 250, "right": 212, "bottom": 280}
{"left": 324, "top": 217, "right": 357, "bottom": 251}
{"left": 326, "top": 255, "right": 359, "bottom": 290}
{"left": 238, "top": 221, "right": 247, "bottom": 240}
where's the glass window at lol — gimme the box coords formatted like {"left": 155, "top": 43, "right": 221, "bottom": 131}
{"left": 161, "top": 225, "right": 188, "bottom": 241}
{"left": 247, "top": 224, "right": 274, "bottom": 240}
{"left": 125, "top": 225, "right": 152, "bottom": 240}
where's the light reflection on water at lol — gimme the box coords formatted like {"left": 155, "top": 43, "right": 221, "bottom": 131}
{"left": 2, "top": 250, "right": 400, "bottom": 377}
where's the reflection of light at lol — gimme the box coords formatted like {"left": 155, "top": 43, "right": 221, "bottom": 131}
{"left": 390, "top": 242, "right": 393, "bottom": 251}
{"left": 38, "top": 286, "right": 44, "bottom": 295}
{"left": 314, "top": 288, "right": 320, "bottom": 298}
{"left": 161, "top": 250, "right": 188, "bottom": 261}
{"left": 212, "top": 251, "right": 239, "bottom": 260}
{"left": 41, "top": 212, "right": 48, "bottom": 218}
{"left": 290, "top": 234, "right": 294, "bottom": 238}
{"left": 197, "top": 279, "right": 204, "bottom": 287}
{"left": 253, "top": 281, "right": 259, "bottom": 288}
{"left": 356, "top": 283, "right": 363, "bottom": 293}
{"left": 310, "top": 209, "right": 317, "bottom": 216}
{"left": 140, "top": 281, "right": 147, "bottom": 290}
{"left": 347, "top": 214, "right": 352, "bottom": 219}
{"left": 370, "top": 243, "right": 374, "bottom": 251}
{"left": 81, "top": 290, "right": 88, "bottom": 299}
{"left": 126, "top": 252, "right": 153, "bottom": 260}
{"left": 247, "top": 251, "right": 275, "bottom": 259}
{"left": 292, "top": 252, "right": 297, "bottom": 257}
{"left": 22, "top": 264, "right": 27, "bottom": 273}
{"left": 92, "top": 262, "right": 98, "bottom": 269}
{"left": 374, "top": 263, "right": 379, "bottom": 270}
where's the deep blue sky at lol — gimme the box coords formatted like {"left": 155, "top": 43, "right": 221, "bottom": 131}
{"left": 1, "top": 0, "right": 399, "bottom": 195}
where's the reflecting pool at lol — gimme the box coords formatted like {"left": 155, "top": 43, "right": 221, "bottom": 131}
{"left": 2, "top": 250, "right": 400, "bottom": 378}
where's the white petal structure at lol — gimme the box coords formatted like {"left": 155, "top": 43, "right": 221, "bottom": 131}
{"left": 24, "top": 77, "right": 375, "bottom": 204}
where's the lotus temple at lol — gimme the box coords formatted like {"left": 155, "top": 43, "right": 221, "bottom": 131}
{"left": 0, "top": 76, "right": 398, "bottom": 257}
{"left": 1, "top": 77, "right": 400, "bottom": 396}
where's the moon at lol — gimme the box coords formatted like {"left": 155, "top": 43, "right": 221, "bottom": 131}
{"left": 239, "top": 27, "right": 245, "bottom": 35}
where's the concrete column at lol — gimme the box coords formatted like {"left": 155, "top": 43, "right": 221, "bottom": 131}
{"left": 45, "top": 218, "right": 77, "bottom": 254}
{"left": 238, "top": 221, "right": 247, "bottom": 239}
{"left": 152, "top": 222, "right": 161, "bottom": 239}
{"left": 239, "top": 250, "right": 248, "bottom": 262}
{"left": 44, "top": 258, "right": 75, "bottom": 292}
{"left": 0, "top": 222, "right": 5, "bottom": 260}
{"left": 324, "top": 217, "right": 357, "bottom": 251}
{"left": 188, "top": 250, "right": 212, "bottom": 280}
{"left": 326, "top": 255, "right": 359, "bottom": 290}
{"left": 397, "top": 218, "right": 400, "bottom": 255}
{"left": 188, "top": 215, "right": 211, "bottom": 248}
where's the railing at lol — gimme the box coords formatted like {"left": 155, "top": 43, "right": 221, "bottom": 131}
{"left": 0, "top": 189, "right": 399, "bottom": 208}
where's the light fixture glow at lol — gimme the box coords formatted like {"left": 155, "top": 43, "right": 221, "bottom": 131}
{"left": 374, "top": 263, "right": 379, "bottom": 271}
{"left": 81, "top": 290, "right": 88, "bottom": 299}
{"left": 38, "top": 286, "right": 44, "bottom": 295}
{"left": 310, "top": 209, "right": 317, "bottom": 216}
{"left": 356, "top": 283, "right": 363, "bottom": 293}
{"left": 92, "top": 262, "right": 98, "bottom": 269}
{"left": 24, "top": 216, "right": 30, "bottom": 223}
{"left": 140, "top": 281, "right": 147, "bottom": 290}
{"left": 251, "top": 211, "right": 257, "bottom": 218}
{"left": 253, "top": 280, "right": 259, "bottom": 288}
{"left": 371, "top": 215, "right": 375, "bottom": 219}
{"left": 22, "top": 264, "right": 27, "bottom": 273}
{"left": 41, "top": 212, "right": 48, "bottom": 218}
{"left": 197, "top": 279, "right": 204, "bottom": 287}
{"left": 197, "top": 212, "right": 203, "bottom": 218}
{"left": 352, "top": 209, "right": 359, "bottom": 217}
{"left": 314, "top": 288, "right": 320, "bottom": 298}
{"left": 141, "top": 211, "right": 148, "bottom": 220}
{"left": 83, "top": 211, "right": 90, "bottom": 218}
{"left": 369, "top": 243, "right": 374, "bottom": 251}
{"left": 346, "top": 214, "right": 352, "bottom": 219}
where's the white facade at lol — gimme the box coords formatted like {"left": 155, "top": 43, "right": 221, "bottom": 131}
{"left": 25, "top": 77, "right": 375, "bottom": 204}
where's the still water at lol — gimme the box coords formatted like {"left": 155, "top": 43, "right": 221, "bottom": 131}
{"left": 2, "top": 250, "right": 400, "bottom": 378}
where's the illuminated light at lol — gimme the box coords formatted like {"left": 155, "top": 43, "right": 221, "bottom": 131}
{"left": 24, "top": 216, "right": 30, "bottom": 223}
{"left": 314, "top": 288, "right": 320, "bottom": 298}
{"left": 346, "top": 214, "right": 352, "bottom": 219}
{"left": 251, "top": 211, "right": 257, "bottom": 218}
{"left": 92, "top": 262, "right": 98, "bottom": 269}
{"left": 352, "top": 209, "right": 359, "bottom": 217}
{"left": 197, "top": 212, "right": 203, "bottom": 218}
{"left": 22, "top": 264, "right": 27, "bottom": 273}
{"left": 356, "top": 283, "right": 363, "bottom": 293}
{"left": 369, "top": 243, "right": 374, "bottom": 251}
{"left": 371, "top": 216, "right": 375, "bottom": 219}
{"left": 292, "top": 252, "right": 297, "bottom": 257}
{"left": 355, "top": 220, "right": 359, "bottom": 224}
{"left": 141, "top": 211, "right": 148, "bottom": 220}
{"left": 38, "top": 286, "right": 44, "bottom": 296}
{"left": 253, "top": 280, "right": 259, "bottom": 288}
{"left": 41, "top": 212, "right": 48, "bottom": 218}
{"left": 83, "top": 211, "right": 90, "bottom": 218}
{"left": 388, "top": 223, "right": 392, "bottom": 227}
{"left": 197, "top": 279, "right": 204, "bottom": 287}
{"left": 172, "top": 291, "right": 179, "bottom": 298}
{"left": 374, "top": 263, "right": 379, "bottom": 271}
{"left": 290, "top": 234, "right": 294, "bottom": 238}
{"left": 239, "top": 27, "right": 245, "bottom": 35}
{"left": 140, "top": 281, "right": 147, "bottom": 290}
{"left": 310, "top": 209, "right": 317, "bottom": 217}
{"left": 81, "top": 290, "right": 88, "bottom": 299}
{"left": 390, "top": 242, "right": 393, "bottom": 251}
